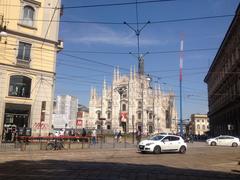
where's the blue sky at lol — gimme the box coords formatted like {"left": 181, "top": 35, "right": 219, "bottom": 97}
{"left": 56, "top": 0, "right": 240, "bottom": 119}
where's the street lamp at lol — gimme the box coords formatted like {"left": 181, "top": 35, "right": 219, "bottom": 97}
{"left": 115, "top": 85, "right": 128, "bottom": 147}
{"left": 141, "top": 74, "right": 152, "bottom": 134}
{"left": 115, "top": 86, "right": 128, "bottom": 132}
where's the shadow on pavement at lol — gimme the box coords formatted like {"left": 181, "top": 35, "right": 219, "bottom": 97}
{"left": 0, "top": 159, "right": 239, "bottom": 180}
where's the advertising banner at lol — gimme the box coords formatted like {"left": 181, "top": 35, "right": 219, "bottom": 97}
{"left": 120, "top": 112, "right": 128, "bottom": 122}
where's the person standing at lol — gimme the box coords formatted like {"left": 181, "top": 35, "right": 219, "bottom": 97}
{"left": 92, "top": 128, "right": 97, "bottom": 145}
{"left": 82, "top": 128, "right": 86, "bottom": 137}
{"left": 136, "top": 127, "right": 142, "bottom": 144}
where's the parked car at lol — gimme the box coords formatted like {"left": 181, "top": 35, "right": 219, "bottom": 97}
{"left": 138, "top": 135, "right": 187, "bottom": 154}
{"left": 206, "top": 135, "right": 239, "bottom": 147}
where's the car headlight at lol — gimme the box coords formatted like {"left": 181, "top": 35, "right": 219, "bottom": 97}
{"left": 146, "top": 143, "right": 154, "bottom": 146}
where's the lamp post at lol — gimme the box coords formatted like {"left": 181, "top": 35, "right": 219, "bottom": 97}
{"left": 132, "top": 115, "right": 135, "bottom": 144}
{"left": 115, "top": 86, "right": 128, "bottom": 147}
{"left": 157, "top": 118, "right": 160, "bottom": 133}
{"left": 143, "top": 75, "right": 152, "bottom": 134}
{"left": 141, "top": 82, "right": 144, "bottom": 133}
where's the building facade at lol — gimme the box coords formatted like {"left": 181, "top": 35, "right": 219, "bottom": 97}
{"left": 52, "top": 95, "right": 78, "bottom": 129}
{"left": 0, "top": 0, "right": 62, "bottom": 141}
{"left": 187, "top": 114, "right": 209, "bottom": 135}
{"left": 89, "top": 67, "right": 178, "bottom": 134}
{"left": 204, "top": 4, "right": 240, "bottom": 136}
{"left": 76, "top": 104, "right": 89, "bottom": 129}
{"left": 177, "top": 119, "right": 190, "bottom": 135}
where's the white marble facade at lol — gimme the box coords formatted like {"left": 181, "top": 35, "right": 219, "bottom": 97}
{"left": 89, "top": 67, "right": 178, "bottom": 134}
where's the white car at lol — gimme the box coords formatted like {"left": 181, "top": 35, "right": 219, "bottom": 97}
{"left": 206, "top": 135, "right": 239, "bottom": 147}
{"left": 138, "top": 135, "right": 187, "bottom": 154}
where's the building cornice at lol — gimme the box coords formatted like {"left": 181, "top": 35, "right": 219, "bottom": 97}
{"left": 0, "top": 63, "right": 56, "bottom": 76}
{"left": 204, "top": 3, "right": 240, "bottom": 82}
{"left": 6, "top": 29, "right": 59, "bottom": 45}
{"left": 21, "top": 0, "right": 41, "bottom": 7}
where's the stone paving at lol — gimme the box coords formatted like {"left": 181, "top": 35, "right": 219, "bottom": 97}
{"left": 0, "top": 142, "right": 239, "bottom": 179}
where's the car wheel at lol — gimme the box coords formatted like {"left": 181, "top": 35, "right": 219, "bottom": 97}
{"left": 153, "top": 146, "right": 161, "bottom": 154}
{"left": 211, "top": 141, "right": 216, "bottom": 146}
{"left": 232, "top": 142, "right": 238, "bottom": 147}
{"left": 179, "top": 146, "right": 186, "bottom": 154}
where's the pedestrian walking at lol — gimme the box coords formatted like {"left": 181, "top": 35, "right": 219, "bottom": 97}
{"left": 117, "top": 130, "right": 122, "bottom": 143}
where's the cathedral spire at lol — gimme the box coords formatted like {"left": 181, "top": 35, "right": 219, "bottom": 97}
{"left": 93, "top": 88, "right": 97, "bottom": 99}
{"left": 113, "top": 67, "right": 116, "bottom": 82}
{"left": 138, "top": 55, "right": 144, "bottom": 75}
{"left": 103, "top": 77, "right": 106, "bottom": 90}
{"left": 133, "top": 65, "right": 136, "bottom": 80}
{"left": 116, "top": 66, "right": 120, "bottom": 80}
{"left": 130, "top": 66, "right": 132, "bottom": 81}
{"left": 103, "top": 77, "right": 107, "bottom": 97}
{"left": 157, "top": 84, "right": 161, "bottom": 97}
{"left": 90, "top": 86, "right": 93, "bottom": 99}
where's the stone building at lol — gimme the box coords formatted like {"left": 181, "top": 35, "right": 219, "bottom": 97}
{"left": 52, "top": 95, "right": 78, "bottom": 129}
{"left": 187, "top": 114, "right": 209, "bottom": 135}
{"left": 0, "top": 0, "right": 62, "bottom": 141}
{"left": 88, "top": 65, "right": 178, "bottom": 134}
{"left": 77, "top": 104, "right": 89, "bottom": 129}
{"left": 204, "top": 4, "right": 240, "bottom": 136}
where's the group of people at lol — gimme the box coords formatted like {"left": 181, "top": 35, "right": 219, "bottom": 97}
{"left": 51, "top": 127, "right": 144, "bottom": 145}
{"left": 114, "top": 127, "right": 143, "bottom": 144}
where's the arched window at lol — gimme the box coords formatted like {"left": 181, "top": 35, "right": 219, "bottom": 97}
{"left": 149, "top": 112, "right": 153, "bottom": 119}
{"left": 107, "top": 112, "right": 111, "bottom": 119}
{"left": 107, "top": 101, "right": 112, "bottom": 109}
{"left": 122, "top": 104, "right": 126, "bottom": 111}
{"left": 122, "top": 92, "right": 127, "bottom": 98}
{"left": 23, "top": 6, "right": 34, "bottom": 26}
{"left": 202, "top": 125, "right": 205, "bottom": 130}
{"left": 97, "top": 111, "right": 101, "bottom": 119}
{"left": 9, "top": 75, "right": 31, "bottom": 98}
{"left": 149, "top": 125, "right": 153, "bottom": 133}
{"left": 138, "top": 101, "right": 142, "bottom": 109}
{"left": 107, "top": 125, "right": 111, "bottom": 130}
{"left": 138, "top": 112, "right": 142, "bottom": 120}
{"left": 197, "top": 124, "right": 200, "bottom": 129}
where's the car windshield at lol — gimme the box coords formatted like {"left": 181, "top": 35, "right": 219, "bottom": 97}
{"left": 149, "top": 135, "right": 164, "bottom": 141}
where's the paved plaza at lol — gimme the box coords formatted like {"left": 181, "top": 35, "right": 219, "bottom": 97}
{"left": 0, "top": 142, "right": 239, "bottom": 179}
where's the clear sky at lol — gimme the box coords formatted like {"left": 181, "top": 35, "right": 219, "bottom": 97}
{"left": 56, "top": 0, "right": 240, "bottom": 119}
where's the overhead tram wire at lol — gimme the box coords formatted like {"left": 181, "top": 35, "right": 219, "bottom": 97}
{"left": 0, "top": 0, "right": 175, "bottom": 9}
{"left": 62, "top": 0, "right": 175, "bottom": 10}
{"left": 2, "top": 41, "right": 219, "bottom": 55}
{"left": 0, "top": 44, "right": 217, "bottom": 76}
{"left": 3, "top": 14, "right": 234, "bottom": 25}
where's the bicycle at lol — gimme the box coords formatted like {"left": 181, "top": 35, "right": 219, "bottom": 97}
{"left": 46, "top": 139, "right": 64, "bottom": 150}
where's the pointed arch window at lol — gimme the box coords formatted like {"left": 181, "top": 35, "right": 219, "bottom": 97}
{"left": 97, "top": 111, "right": 101, "bottom": 120}
{"left": 122, "top": 104, "right": 127, "bottom": 111}
{"left": 149, "top": 112, "right": 153, "bottom": 119}
{"left": 138, "top": 112, "right": 142, "bottom": 120}
{"left": 107, "top": 112, "right": 111, "bottom": 119}
{"left": 8, "top": 75, "right": 31, "bottom": 98}
{"left": 138, "top": 101, "right": 142, "bottom": 109}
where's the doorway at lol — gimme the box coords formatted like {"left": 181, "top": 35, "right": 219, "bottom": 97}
{"left": 2, "top": 103, "right": 31, "bottom": 142}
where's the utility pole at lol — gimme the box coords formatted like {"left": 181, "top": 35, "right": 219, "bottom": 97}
{"left": 179, "top": 36, "right": 184, "bottom": 137}
{"left": 124, "top": 0, "right": 150, "bottom": 134}
{"left": 124, "top": 0, "right": 150, "bottom": 75}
